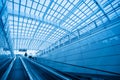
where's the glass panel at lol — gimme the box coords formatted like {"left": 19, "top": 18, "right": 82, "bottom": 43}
{"left": 37, "top": 4, "right": 42, "bottom": 11}
{"left": 26, "top": 7, "right": 30, "bottom": 14}
{"left": 20, "top": 5, "right": 25, "bottom": 13}
{"left": 27, "top": 0, "right": 32, "bottom": 7}
{"left": 21, "top": 0, "right": 26, "bottom": 5}
{"left": 14, "top": 3, "right": 19, "bottom": 11}
{"left": 32, "top": 2, "right": 38, "bottom": 9}
{"left": 14, "top": 0, "right": 19, "bottom": 4}
{"left": 7, "top": 1, "right": 12, "bottom": 10}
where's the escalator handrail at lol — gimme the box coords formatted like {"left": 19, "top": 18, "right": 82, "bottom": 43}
{"left": 0, "top": 58, "right": 11, "bottom": 70}
{"left": 1, "top": 57, "right": 16, "bottom": 80}
{"left": 26, "top": 58, "right": 71, "bottom": 80}
{"left": 37, "top": 58, "right": 120, "bottom": 76}
{"left": 20, "top": 57, "right": 34, "bottom": 80}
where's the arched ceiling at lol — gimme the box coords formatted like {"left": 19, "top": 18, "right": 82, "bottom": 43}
{"left": 5, "top": 0, "right": 120, "bottom": 54}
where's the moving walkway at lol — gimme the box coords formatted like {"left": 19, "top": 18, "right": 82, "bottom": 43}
{"left": 1, "top": 56, "right": 120, "bottom": 80}
{"left": 6, "top": 57, "right": 30, "bottom": 80}
{"left": 0, "top": 57, "right": 12, "bottom": 79}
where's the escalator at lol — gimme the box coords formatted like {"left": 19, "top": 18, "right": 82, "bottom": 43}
{"left": 33, "top": 62, "right": 92, "bottom": 80}
{"left": 64, "top": 72, "right": 120, "bottom": 80}
{"left": 0, "top": 58, "right": 12, "bottom": 79}
{"left": 32, "top": 58, "right": 120, "bottom": 80}
{"left": 6, "top": 57, "right": 30, "bottom": 80}
{"left": 23, "top": 58, "right": 67, "bottom": 80}
{"left": 0, "top": 58, "right": 10, "bottom": 66}
{"left": 1, "top": 56, "right": 120, "bottom": 80}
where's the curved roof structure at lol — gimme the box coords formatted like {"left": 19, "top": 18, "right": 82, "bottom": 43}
{"left": 0, "top": 0, "right": 119, "bottom": 55}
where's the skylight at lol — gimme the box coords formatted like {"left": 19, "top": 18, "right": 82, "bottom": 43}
{"left": 3, "top": 0, "right": 119, "bottom": 55}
